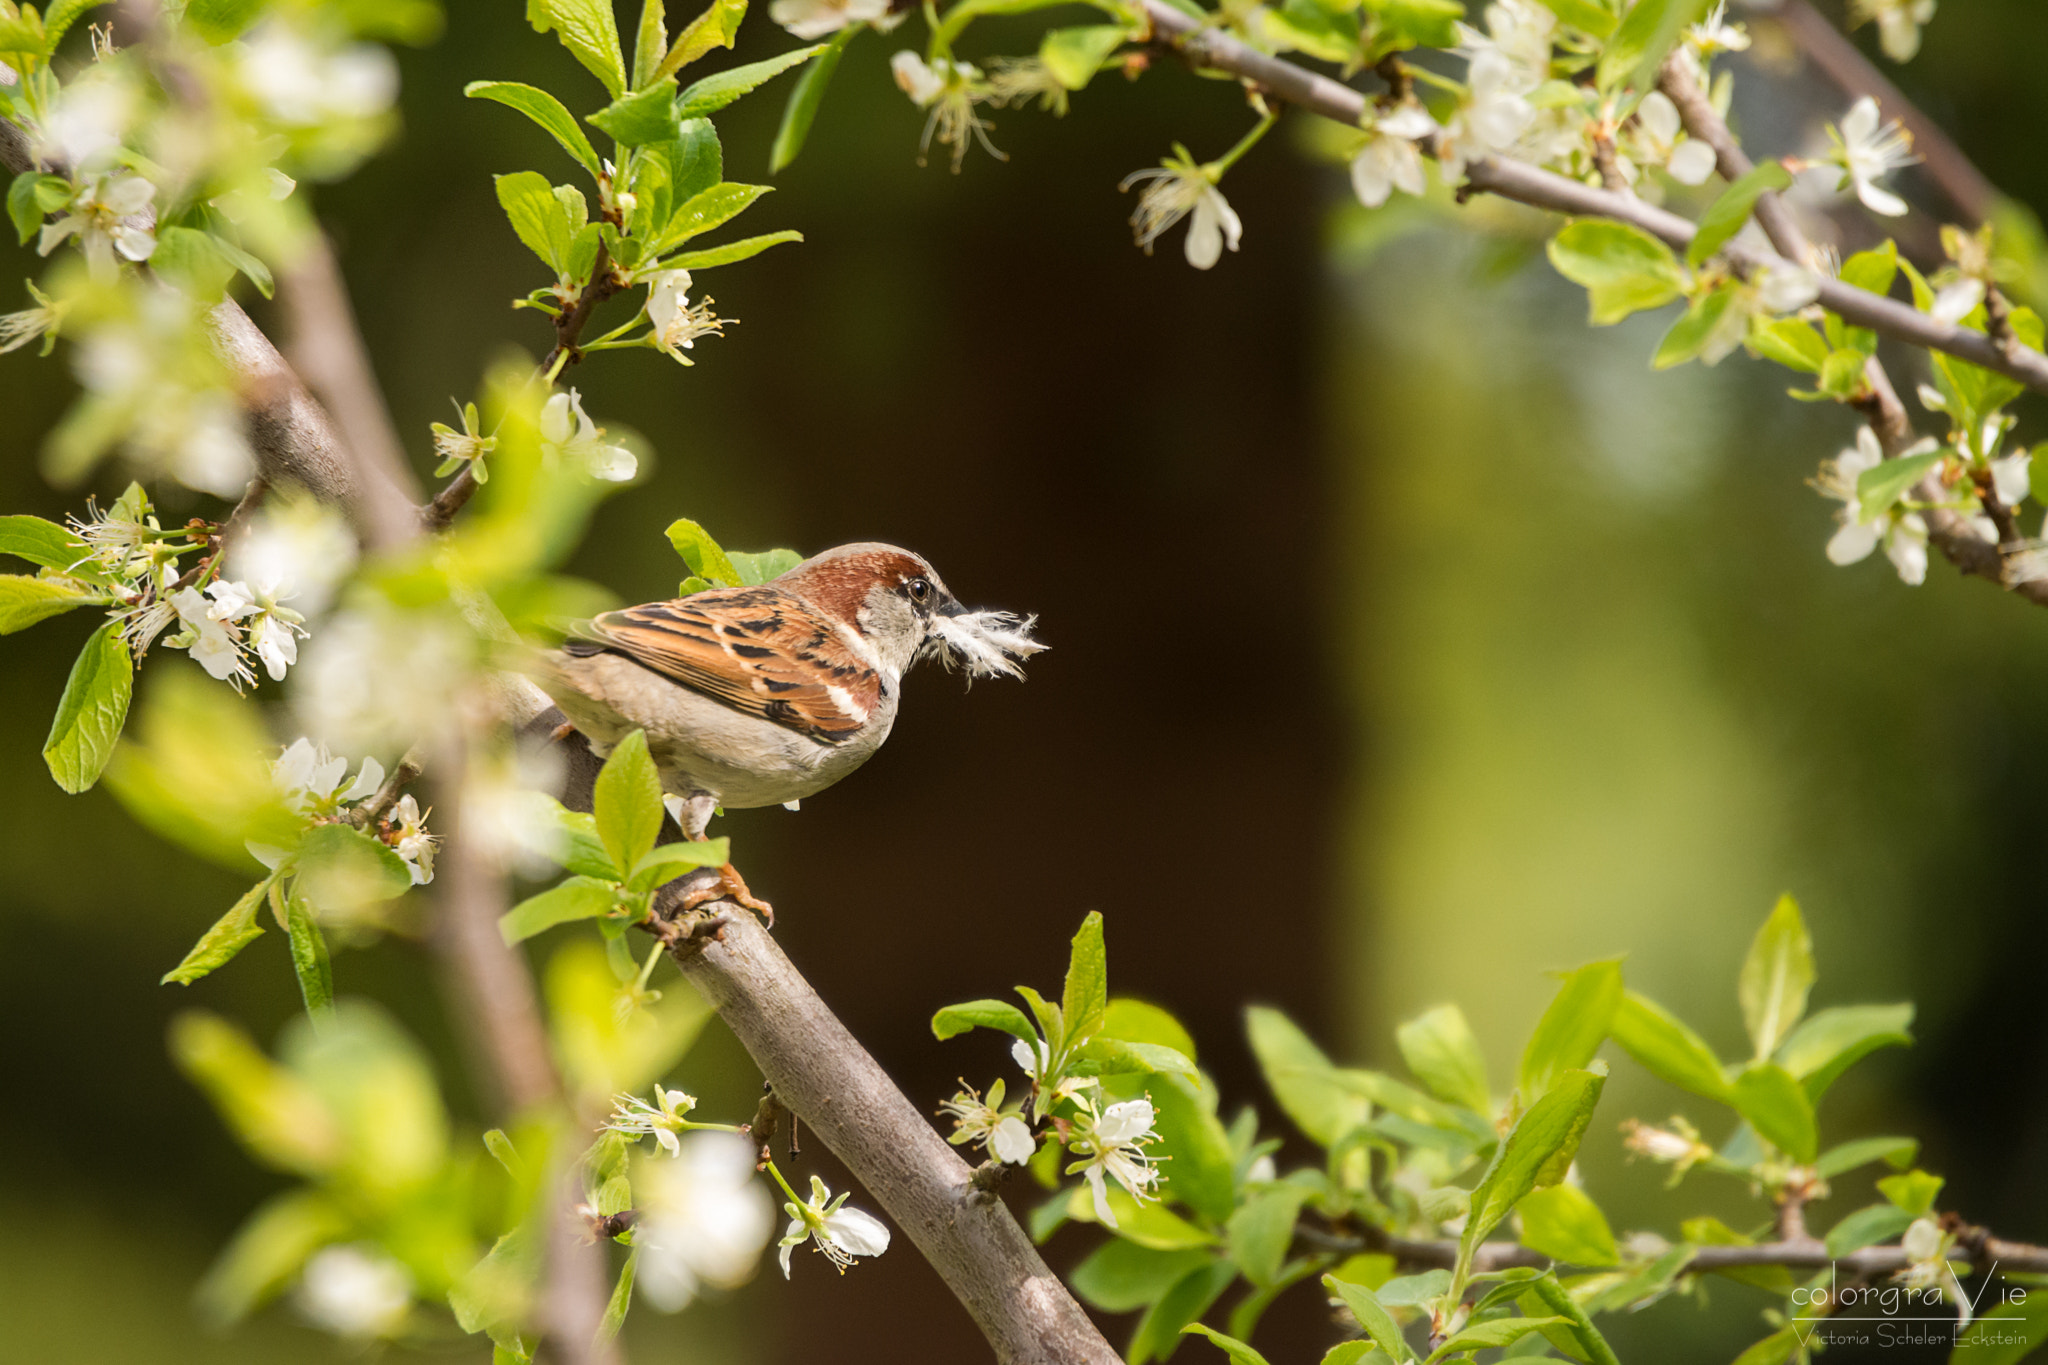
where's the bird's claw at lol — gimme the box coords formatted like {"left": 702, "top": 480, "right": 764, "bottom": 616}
{"left": 670, "top": 861, "right": 774, "bottom": 927}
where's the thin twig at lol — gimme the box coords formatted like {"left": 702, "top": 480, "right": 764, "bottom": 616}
{"left": 1137, "top": 0, "right": 2048, "bottom": 398}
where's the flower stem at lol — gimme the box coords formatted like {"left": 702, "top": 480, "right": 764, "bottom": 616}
{"left": 1210, "top": 111, "right": 1278, "bottom": 177}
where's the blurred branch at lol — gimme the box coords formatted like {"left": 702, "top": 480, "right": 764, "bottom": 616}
{"left": 1137, "top": 0, "right": 2048, "bottom": 398}
{"left": 1658, "top": 58, "right": 2048, "bottom": 604}
{"left": 1748, "top": 0, "right": 2000, "bottom": 225}
{"left": 539, "top": 723, "right": 1121, "bottom": 1365}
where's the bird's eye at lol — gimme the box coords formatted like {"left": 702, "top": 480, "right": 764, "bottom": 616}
{"left": 907, "top": 577, "right": 932, "bottom": 604}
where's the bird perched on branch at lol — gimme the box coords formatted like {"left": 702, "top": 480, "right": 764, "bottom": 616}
{"left": 531, "top": 542, "right": 1045, "bottom": 918}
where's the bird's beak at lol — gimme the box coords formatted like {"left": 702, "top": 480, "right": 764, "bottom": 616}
{"left": 935, "top": 595, "right": 968, "bottom": 618}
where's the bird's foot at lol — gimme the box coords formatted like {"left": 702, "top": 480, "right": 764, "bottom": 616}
{"left": 669, "top": 861, "right": 774, "bottom": 927}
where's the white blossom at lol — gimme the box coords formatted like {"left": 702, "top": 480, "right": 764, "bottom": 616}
{"left": 644, "top": 269, "right": 728, "bottom": 363}
{"left": 1349, "top": 105, "right": 1437, "bottom": 208}
{"left": 605, "top": 1086, "right": 699, "bottom": 1157}
{"left": 1851, "top": 0, "right": 1936, "bottom": 63}
{"left": 166, "top": 586, "right": 253, "bottom": 687}
{"left": 34, "top": 67, "right": 138, "bottom": 169}
{"left": 891, "top": 52, "right": 1002, "bottom": 172}
{"left": 0, "top": 282, "right": 69, "bottom": 356}
{"left": 1685, "top": 2, "right": 1750, "bottom": 60}
{"left": 777, "top": 1174, "right": 891, "bottom": 1277}
{"left": 1456, "top": 0, "right": 1555, "bottom": 90}
{"left": 1121, "top": 154, "right": 1242, "bottom": 270}
{"left": 237, "top": 22, "right": 399, "bottom": 126}
{"left": 1827, "top": 97, "right": 1916, "bottom": 217}
{"left": 540, "top": 389, "right": 637, "bottom": 482}
{"left": 891, "top": 50, "right": 947, "bottom": 106}
{"left": 1438, "top": 51, "right": 1535, "bottom": 182}
{"left": 388, "top": 794, "right": 436, "bottom": 885}
{"left": 1991, "top": 451, "right": 2032, "bottom": 507}
{"left": 770, "top": 0, "right": 891, "bottom": 40}
{"left": 1068, "top": 1097, "right": 1162, "bottom": 1229}
{"left": 939, "top": 1081, "right": 1037, "bottom": 1164}
{"left": 635, "top": 1133, "right": 777, "bottom": 1311}
{"left": 295, "top": 1245, "right": 411, "bottom": 1338}
{"left": 1630, "top": 91, "right": 1719, "bottom": 187}
{"left": 273, "top": 738, "right": 385, "bottom": 816}
{"left": 39, "top": 173, "right": 157, "bottom": 279}
{"left": 205, "top": 577, "right": 308, "bottom": 682}
{"left": 1930, "top": 276, "right": 1984, "bottom": 326}
{"left": 1815, "top": 426, "right": 1940, "bottom": 584}
{"left": 229, "top": 501, "right": 356, "bottom": 619}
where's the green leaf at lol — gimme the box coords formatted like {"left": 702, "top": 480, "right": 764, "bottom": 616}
{"left": 1070, "top": 1241, "right": 1213, "bottom": 1313}
{"left": 1428, "top": 1316, "right": 1571, "bottom": 1362}
{"left": 659, "top": 228, "right": 803, "bottom": 272}
{"left": 1461, "top": 1068, "right": 1606, "bottom": 1279}
{"left": 280, "top": 886, "right": 334, "bottom": 1016}
{"left": 1610, "top": 991, "right": 1730, "bottom": 1101}
{"left": 1324, "top": 1275, "right": 1417, "bottom": 1363}
{"left": 725, "top": 547, "right": 802, "bottom": 584}
{"left": 553, "top": 804, "right": 621, "bottom": 879}
{"left": 1748, "top": 317, "right": 1830, "bottom": 373}
{"left": 593, "top": 729, "right": 663, "bottom": 877}
{"left": 194, "top": 1188, "right": 348, "bottom": 1327}
{"left": 0, "top": 573, "right": 100, "bottom": 632}
{"left": 932, "top": 998, "right": 1040, "bottom": 1044}
{"left": 1949, "top": 1286, "right": 2048, "bottom": 1365}
{"left": 1687, "top": 161, "right": 1791, "bottom": 266}
{"left": 597, "top": 1247, "right": 635, "bottom": 1348}
{"left": 675, "top": 44, "right": 823, "bottom": 119}
{"left": 496, "top": 171, "right": 573, "bottom": 272}
{"left": 1653, "top": 284, "right": 1739, "bottom": 369}
{"left": 0, "top": 516, "right": 113, "bottom": 583}
{"left": 627, "top": 836, "right": 730, "bottom": 891}
{"left": 770, "top": 23, "right": 855, "bottom": 173}
{"left": 655, "top": 181, "right": 773, "bottom": 253}
{"left": 1519, "top": 958, "right": 1622, "bottom": 1099}
{"left": 1776, "top": 1002, "right": 1913, "bottom": 1100}
{"left": 1149, "top": 1074, "right": 1237, "bottom": 1222}
{"left": 632, "top": 0, "right": 669, "bottom": 89}
{"left": 1105, "top": 998, "right": 1197, "bottom": 1061}
{"left": 1071, "top": 1037, "right": 1197, "bottom": 1078}
{"left": 664, "top": 517, "right": 743, "bottom": 585}
{"left": 1227, "top": 1184, "right": 1310, "bottom": 1287}
{"left": 163, "top": 877, "right": 274, "bottom": 985}
{"left": 1729, "top": 1062, "right": 1817, "bottom": 1162}
{"left": 1597, "top": 0, "right": 1708, "bottom": 93}
{"left": 1329, "top": 1068, "right": 1489, "bottom": 1138}
{"left": 1532, "top": 0, "right": 1615, "bottom": 37}
{"left": 466, "top": 81, "right": 605, "bottom": 177}
{"left": 1839, "top": 240, "right": 1900, "bottom": 297}
{"left": 1374, "top": 1270, "right": 1450, "bottom": 1307}
{"left": 1522, "top": 1273, "right": 1623, "bottom": 1365}
{"left": 1515, "top": 1183, "right": 1618, "bottom": 1266}
{"left": 296, "top": 824, "right": 413, "bottom": 917}
{"left": 182, "top": 0, "right": 268, "bottom": 43}
{"left": 1366, "top": 0, "right": 1464, "bottom": 49}
{"left": 1131, "top": 1261, "right": 1236, "bottom": 1365}
{"left": 1815, "top": 1135, "right": 1918, "bottom": 1180}
{"left": 527, "top": 0, "right": 629, "bottom": 96}
{"left": 1396, "top": 1003, "right": 1490, "bottom": 1113}
{"left": 500, "top": 876, "right": 619, "bottom": 943}
{"left": 589, "top": 83, "right": 683, "bottom": 147}
{"left": 1063, "top": 911, "right": 1108, "bottom": 1045}
{"left": 1246, "top": 1006, "right": 1368, "bottom": 1146}
{"left": 1879, "top": 1168, "right": 1944, "bottom": 1216}
{"left": 1730, "top": 1329, "right": 1801, "bottom": 1365}
{"left": 1040, "top": 24, "right": 1126, "bottom": 89}
{"left": 1737, "top": 893, "right": 1815, "bottom": 1061}
{"left": 1824, "top": 1202, "right": 1914, "bottom": 1258}
{"left": 43, "top": 0, "right": 109, "bottom": 49}
{"left": 1072, "top": 1185, "right": 1219, "bottom": 1249}
{"left": 152, "top": 226, "right": 243, "bottom": 302}
{"left": 1548, "top": 220, "right": 1686, "bottom": 325}
{"left": 1854, "top": 449, "right": 1945, "bottom": 521}
{"left": 9, "top": 172, "right": 69, "bottom": 245}
{"left": 651, "top": 0, "right": 748, "bottom": 84}
{"left": 43, "top": 620, "right": 132, "bottom": 793}
{"left": 1181, "top": 1323, "right": 1274, "bottom": 1365}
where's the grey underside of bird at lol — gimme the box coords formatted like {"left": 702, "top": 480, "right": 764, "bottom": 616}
{"left": 533, "top": 647, "right": 897, "bottom": 815}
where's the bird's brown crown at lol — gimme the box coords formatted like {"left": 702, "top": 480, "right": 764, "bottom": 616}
{"left": 778, "top": 543, "right": 936, "bottom": 623}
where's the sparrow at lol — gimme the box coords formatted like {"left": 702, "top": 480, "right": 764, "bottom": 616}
{"left": 531, "top": 542, "right": 1044, "bottom": 915}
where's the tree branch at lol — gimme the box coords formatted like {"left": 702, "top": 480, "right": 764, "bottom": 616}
{"left": 1137, "top": 0, "right": 2048, "bottom": 397}
{"left": 538, "top": 725, "right": 1121, "bottom": 1365}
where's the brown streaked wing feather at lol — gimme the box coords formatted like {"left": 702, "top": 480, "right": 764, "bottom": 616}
{"left": 581, "top": 586, "right": 881, "bottom": 745}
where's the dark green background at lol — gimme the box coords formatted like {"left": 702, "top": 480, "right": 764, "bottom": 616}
{"left": 2, "top": 1, "right": 2045, "bottom": 1360}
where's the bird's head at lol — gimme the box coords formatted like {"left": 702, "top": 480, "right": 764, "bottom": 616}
{"left": 776, "top": 542, "right": 1046, "bottom": 682}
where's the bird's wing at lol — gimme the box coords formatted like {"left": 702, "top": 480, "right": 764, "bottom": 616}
{"left": 571, "top": 586, "right": 882, "bottom": 745}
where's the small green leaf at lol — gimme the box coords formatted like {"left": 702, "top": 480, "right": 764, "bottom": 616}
{"left": 1597, "top": 0, "right": 1707, "bottom": 93}
{"left": 1548, "top": 220, "right": 1687, "bottom": 325}
{"left": 1522, "top": 1272, "right": 1623, "bottom": 1365}
{"left": 1729, "top": 1062, "right": 1817, "bottom": 1162}
{"left": 1738, "top": 893, "right": 1815, "bottom": 1061}
{"left": 664, "top": 518, "right": 743, "bottom": 585}
{"left": 932, "top": 998, "right": 1040, "bottom": 1044}
{"left": 1531, "top": 0, "right": 1616, "bottom": 36}
{"left": 1181, "top": 1323, "right": 1273, "bottom": 1365}
{"left": 1515, "top": 1183, "right": 1619, "bottom": 1266}
{"left": 1040, "top": 24, "right": 1127, "bottom": 89}
{"left": 627, "top": 837, "right": 730, "bottom": 891}
{"left": 1062, "top": 911, "right": 1108, "bottom": 1045}
{"left": 1070, "top": 1241, "right": 1212, "bottom": 1313}
{"left": 0, "top": 516, "right": 114, "bottom": 583}
{"left": 496, "top": 171, "right": 573, "bottom": 272}
{"left": 658, "top": 228, "right": 803, "bottom": 272}
{"left": 152, "top": 226, "right": 242, "bottom": 302}
{"left": 593, "top": 730, "right": 663, "bottom": 877}
{"left": 466, "top": 81, "right": 605, "bottom": 177}
{"left": 194, "top": 1188, "right": 348, "bottom": 1327}
{"left": 1815, "top": 1135, "right": 1918, "bottom": 1179}
{"left": 9, "top": 172, "right": 69, "bottom": 244}
{"left": 1519, "top": 958, "right": 1622, "bottom": 1099}
{"left": 1149, "top": 1073, "right": 1237, "bottom": 1222}
{"left": 500, "top": 876, "right": 619, "bottom": 943}
{"left": 1653, "top": 284, "right": 1739, "bottom": 369}
{"left": 654, "top": 182, "right": 773, "bottom": 254}
{"left": 770, "top": 23, "right": 856, "bottom": 173}
{"left": 1610, "top": 990, "right": 1730, "bottom": 1101}
{"left": 675, "top": 44, "right": 825, "bottom": 120}
{"left": 1950, "top": 1284, "right": 2048, "bottom": 1365}
{"left": 724, "top": 547, "right": 802, "bottom": 583}
{"left": 1462, "top": 1068, "right": 1606, "bottom": 1280}
{"left": 43, "top": 619, "right": 132, "bottom": 793}
{"left": 1070, "top": 1037, "right": 1197, "bottom": 1078}
{"left": 1323, "top": 1275, "right": 1417, "bottom": 1364}
{"left": 589, "top": 82, "right": 682, "bottom": 147}
{"left": 1878, "top": 1168, "right": 1944, "bottom": 1216}
{"left": 1748, "top": 317, "right": 1830, "bottom": 373}
{"left": 1687, "top": 161, "right": 1792, "bottom": 266}
{"left": 1246, "top": 1006, "right": 1367, "bottom": 1146}
{"left": 1776, "top": 1002, "right": 1913, "bottom": 1100}
{"left": 1839, "top": 239, "right": 1900, "bottom": 297}
{"left": 1730, "top": 1328, "right": 1801, "bottom": 1365}
{"left": 1428, "top": 1316, "right": 1571, "bottom": 1362}
{"left": 651, "top": 0, "right": 748, "bottom": 85}
{"left": 1131, "top": 1261, "right": 1236, "bottom": 1365}
{"left": 1226, "top": 1184, "right": 1310, "bottom": 1287}
{"left": 597, "top": 1247, "right": 636, "bottom": 1347}
{"left": 280, "top": 885, "right": 334, "bottom": 1017}
{"left": 528, "top": 0, "right": 629, "bottom": 97}
{"left": 163, "top": 877, "right": 274, "bottom": 985}
{"left": 1396, "top": 1003, "right": 1490, "bottom": 1113}
{"left": 1854, "top": 450, "right": 1945, "bottom": 521}
{"left": 0, "top": 573, "right": 101, "bottom": 633}
{"left": 1824, "top": 1202, "right": 1915, "bottom": 1258}
{"left": 296, "top": 824, "right": 412, "bottom": 916}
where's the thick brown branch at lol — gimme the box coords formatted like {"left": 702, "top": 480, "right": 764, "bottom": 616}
{"left": 1137, "top": 1, "right": 2048, "bottom": 397}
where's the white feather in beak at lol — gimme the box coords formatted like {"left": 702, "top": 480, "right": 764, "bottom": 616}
{"left": 921, "top": 610, "right": 1046, "bottom": 680}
